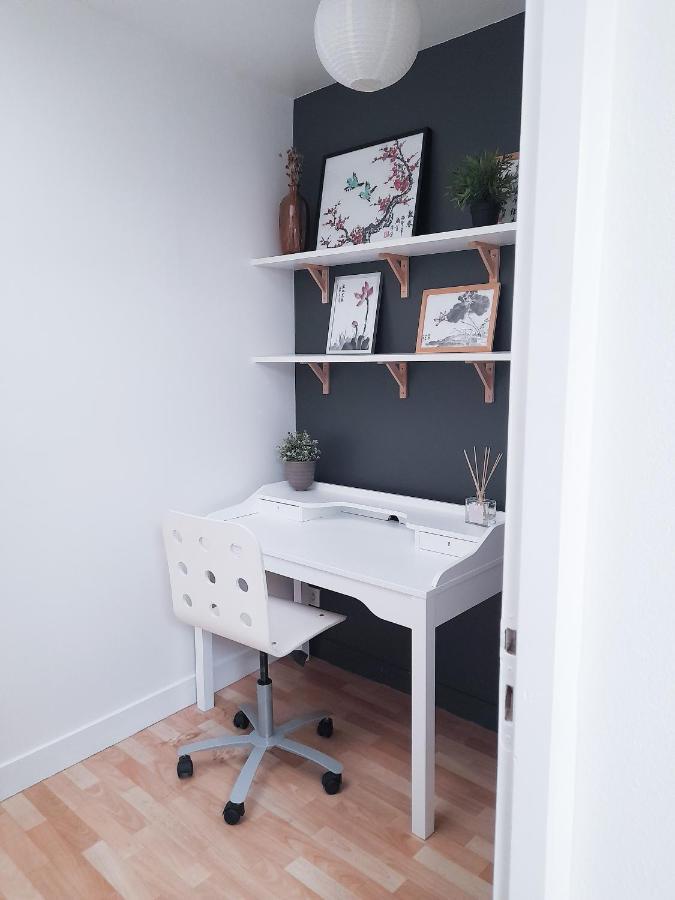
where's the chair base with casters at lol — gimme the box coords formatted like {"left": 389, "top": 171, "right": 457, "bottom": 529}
{"left": 175, "top": 651, "right": 343, "bottom": 825}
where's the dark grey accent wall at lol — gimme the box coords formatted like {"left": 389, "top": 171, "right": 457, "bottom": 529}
{"left": 293, "top": 15, "right": 524, "bottom": 730}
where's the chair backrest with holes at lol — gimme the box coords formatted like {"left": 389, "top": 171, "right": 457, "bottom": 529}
{"left": 162, "top": 511, "right": 270, "bottom": 651}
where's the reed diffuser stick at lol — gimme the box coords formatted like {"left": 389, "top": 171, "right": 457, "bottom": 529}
{"left": 484, "top": 452, "right": 503, "bottom": 491}
{"left": 463, "top": 446, "right": 503, "bottom": 503}
{"left": 463, "top": 449, "right": 481, "bottom": 496}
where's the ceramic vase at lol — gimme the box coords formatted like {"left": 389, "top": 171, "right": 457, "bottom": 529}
{"left": 279, "top": 187, "right": 308, "bottom": 254}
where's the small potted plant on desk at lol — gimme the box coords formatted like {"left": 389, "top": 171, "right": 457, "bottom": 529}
{"left": 278, "top": 430, "right": 321, "bottom": 491}
{"left": 447, "top": 150, "right": 517, "bottom": 227}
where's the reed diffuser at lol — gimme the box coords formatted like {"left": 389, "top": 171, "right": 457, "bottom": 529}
{"left": 463, "top": 446, "right": 503, "bottom": 526}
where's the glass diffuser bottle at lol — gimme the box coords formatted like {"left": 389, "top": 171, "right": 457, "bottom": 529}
{"left": 463, "top": 446, "right": 502, "bottom": 528}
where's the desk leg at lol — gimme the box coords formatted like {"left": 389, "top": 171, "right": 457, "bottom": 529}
{"left": 194, "top": 627, "right": 214, "bottom": 711}
{"left": 411, "top": 611, "right": 436, "bottom": 839}
{"left": 293, "top": 579, "right": 310, "bottom": 657}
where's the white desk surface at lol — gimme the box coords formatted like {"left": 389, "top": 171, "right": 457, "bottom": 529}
{"left": 209, "top": 481, "right": 504, "bottom": 599}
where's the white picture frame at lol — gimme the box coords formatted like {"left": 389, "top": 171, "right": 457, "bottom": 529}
{"left": 416, "top": 283, "right": 501, "bottom": 353}
{"left": 326, "top": 273, "right": 382, "bottom": 354}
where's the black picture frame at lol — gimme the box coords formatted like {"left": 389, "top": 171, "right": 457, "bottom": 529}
{"left": 314, "top": 127, "right": 431, "bottom": 249}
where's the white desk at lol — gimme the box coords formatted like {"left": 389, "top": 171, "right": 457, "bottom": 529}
{"left": 197, "top": 481, "right": 504, "bottom": 839}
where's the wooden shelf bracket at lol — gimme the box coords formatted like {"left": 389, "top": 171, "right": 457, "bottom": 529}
{"left": 470, "top": 242, "right": 501, "bottom": 282}
{"left": 307, "top": 361, "right": 330, "bottom": 395}
{"left": 379, "top": 253, "right": 409, "bottom": 298}
{"left": 304, "top": 264, "right": 329, "bottom": 303}
{"left": 384, "top": 361, "right": 408, "bottom": 399}
{"left": 469, "top": 361, "right": 495, "bottom": 403}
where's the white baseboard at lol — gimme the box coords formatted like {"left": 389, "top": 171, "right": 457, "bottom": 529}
{"left": 213, "top": 646, "right": 260, "bottom": 693}
{"left": 0, "top": 645, "right": 259, "bottom": 802}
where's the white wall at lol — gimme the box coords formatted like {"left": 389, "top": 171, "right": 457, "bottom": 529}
{"left": 495, "top": 0, "right": 594, "bottom": 891}
{"left": 570, "top": 2, "right": 675, "bottom": 896}
{"left": 502, "top": 1, "right": 675, "bottom": 897}
{"left": 0, "top": 0, "right": 294, "bottom": 799}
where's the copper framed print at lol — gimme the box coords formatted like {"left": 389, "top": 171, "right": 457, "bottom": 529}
{"left": 416, "top": 283, "right": 500, "bottom": 353}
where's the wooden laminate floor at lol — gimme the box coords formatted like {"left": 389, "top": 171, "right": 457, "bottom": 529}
{"left": 0, "top": 659, "right": 496, "bottom": 899}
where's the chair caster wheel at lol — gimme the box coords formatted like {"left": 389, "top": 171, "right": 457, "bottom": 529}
{"left": 223, "top": 801, "right": 245, "bottom": 825}
{"left": 317, "top": 717, "right": 333, "bottom": 738}
{"left": 176, "top": 755, "right": 193, "bottom": 779}
{"left": 233, "top": 710, "right": 250, "bottom": 730}
{"left": 321, "top": 771, "right": 342, "bottom": 795}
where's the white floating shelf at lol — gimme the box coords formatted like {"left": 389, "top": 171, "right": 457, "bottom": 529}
{"left": 253, "top": 352, "right": 511, "bottom": 403}
{"left": 251, "top": 223, "right": 514, "bottom": 301}
{"left": 253, "top": 352, "right": 511, "bottom": 364}
{"left": 251, "top": 223, "right": 516, "bottom": 270}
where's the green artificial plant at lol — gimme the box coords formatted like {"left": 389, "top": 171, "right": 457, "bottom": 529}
{"left": 446, "top": 150, "right": 517, "bottom": 211}
{"left": 277, "top": 430, "right": 321, "bottom": 463}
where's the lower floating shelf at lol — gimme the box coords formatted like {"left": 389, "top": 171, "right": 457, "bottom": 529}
{"left": 253, "top": 352, "right": 511, "bottom": 403}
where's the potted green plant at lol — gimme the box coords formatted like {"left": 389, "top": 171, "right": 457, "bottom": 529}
{"left": 278, "top": 430, "right": 321, "bottom": 491}
{"left": 447, "top": 150, "right": 517, "bottom": 227}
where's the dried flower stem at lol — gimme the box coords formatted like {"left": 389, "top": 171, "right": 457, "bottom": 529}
{"left": 280, "top": 147, "right": 303, "bottom": 190}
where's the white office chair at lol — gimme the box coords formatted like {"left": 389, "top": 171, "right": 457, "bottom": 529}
{"left": 162, "top": 510, "right": 346, "bottom": 825}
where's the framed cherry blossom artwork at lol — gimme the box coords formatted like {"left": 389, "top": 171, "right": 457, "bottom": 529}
{"left": 316, "top": 129, "right": 428, "bottom": 249}
{"left": 326, "top": 273, "right": 382, "bottom": 354}
{"left": 416, "top": 283, "right": 501, "bottom": 354}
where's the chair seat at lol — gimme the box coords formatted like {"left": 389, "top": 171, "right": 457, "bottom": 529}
{"left": 264, "top": 595, "right": 345, "bottom": 658}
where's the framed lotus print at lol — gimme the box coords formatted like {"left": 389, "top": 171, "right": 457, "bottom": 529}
{"left": 326, "top": 273, "right": 382, "bottom": 353}
{"left": 316, "top": 129, "right": 428, "bottom": 249}
{"left": 416, "top": 283, "right": 501, "bottom": 353}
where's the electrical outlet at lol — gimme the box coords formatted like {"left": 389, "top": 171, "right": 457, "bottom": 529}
{"left": 307, "top": 587, "right": 320, "bottom": 607}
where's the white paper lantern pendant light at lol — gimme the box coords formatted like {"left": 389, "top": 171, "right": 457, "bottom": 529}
{"left": 314, "top": 0, "right": 421, "bottom": 93}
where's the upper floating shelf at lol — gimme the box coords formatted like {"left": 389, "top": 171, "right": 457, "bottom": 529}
{"left": 253, "top": 352, "right": 511, "bottom": 364}
{"left": 250, "top": 223, "right": 517, "bottom": 270}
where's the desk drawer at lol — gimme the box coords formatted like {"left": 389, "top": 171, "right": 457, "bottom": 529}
{"left": 258, "top": 498, "right": 302, "bottom": 520}
{"left": 418, "top": 531, "right": 476, "bottom": 557}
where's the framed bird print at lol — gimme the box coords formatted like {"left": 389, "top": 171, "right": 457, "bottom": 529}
{"left": 416, "top": 283, "right": 501, "bottom": 353}
{"left": 326, "top": 273, "right": 382, "bottom": 354}
{"left": 316, "top": 129, "right": 428, "bottom": 249}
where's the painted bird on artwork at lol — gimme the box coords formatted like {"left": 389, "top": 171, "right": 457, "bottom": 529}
{"left": 359, "top": 181, "right": 377, "bottom": 201}
{"left": 344, "top": 172, "right": 363, "bottom": 191}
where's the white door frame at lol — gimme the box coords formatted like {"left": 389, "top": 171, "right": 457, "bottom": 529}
{"left": 493, "top": 1, "right": 618, "bottom": 896}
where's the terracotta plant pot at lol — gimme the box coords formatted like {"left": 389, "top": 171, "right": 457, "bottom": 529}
{"left": 470, "top": 200, "right": 501, "bottom": 227}
{"left": 279, "top": 187, "right": 308, "bottom": 254}
{"left": 284, "top": 460, "right": 315, "bottom": 491}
